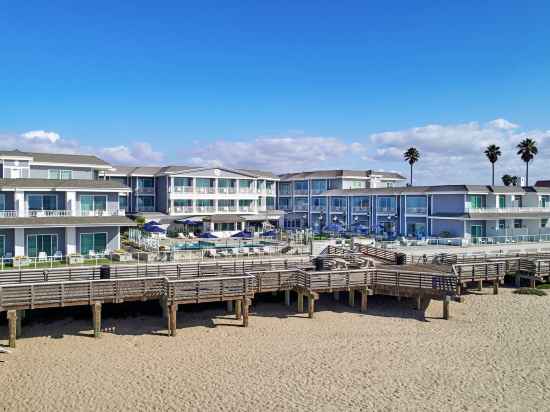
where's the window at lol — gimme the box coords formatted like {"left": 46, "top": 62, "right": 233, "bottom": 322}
{"left": 377, "top": 197, "right": 396, "bottom": 212}
{"left": 294, "top": 181, "right": 308, "bottom": 192}
{"left": 137, "top": 177, "right": 154, "bottom": 188}
{"left": 514, "top": 219, "right": 522, "bottom": 229}
{"left": 214, "top": 223, "right": 236, "bottom": 231}
{"left": 0, "top": 235, "right": 4, "bottom": 257}
{"left": 498, "top": 195, "right": 506, "bottom": 209}
{"left": 174, "top": 199, "right": 193, "bottom": 207}
{"left": 312, "top": 197, "right": 327, "bottom": 209}
{"left": 350, "top": 180, "right": 364, "bottom": 189}
{"left": 80, "top": 232, "right": 108, "bottom": 255}
{"left": 196, "top": 199, "right": 214, "bottom": 207}
{"left": 385, "top": 182, "right": 394, "bottom": 188}
{"left": 48, "top": 169, "right": 72, "bottom": 180}
{"left": 266, "top": 197, "right": 275, "bottom": 209}
{"left": 119, "top": 195, "right": 128, "bottom": 211}
{"left": 352, "top": 197, "right": 370, "bottom": 209}
{"left": 218, "top": 178, "right": 236, "bottom": 188}
{"left": 540, "top": 196, "right": 550, "bottom": 208}
{"left": 239, "top": 179, "right": 253, "bottom": 189}
{"left": 80, "top": 195, "right": 107, "bottom": 213}
{"left": 498, "top": 220, "right": 506, "bottom": 230}
{"left": 468, "top": 195, "right": 485, "bottom": 209}
{"left": 28, "top": 194, "right": 58, "bottom": 210}
{"left": 0, "top": 194, "right": 5, "bottom": 211}
{"left": 294, "top": 197, "right": 308, "bottom": 210}
{"left": 311, "top": 180, "right": 327, "bottom": 193}
{"left": 331, "top": 197, "right": 346, "bottom": 209}
{"left": 174, "top": 177, "right": 192, "bottom": 187}
{"left": 406, "top": 196, "right": 427, "bottom": 213}
{"left": 3, "top": 159, "right": 30, "bottom": 178}
{"left": 279, "top": 182, "right": 292, "bottom": 195}
{"left": 279, "top": 197, "right": 292, "bottom": 209}
{"left": 27, "top": 234, "right": 58, "bottom": 257}
{"left": 137, "top": 196, "right": 155, "bottom": 209}
{"left": 541, "top": 219, "right": 549, "bottom": 228}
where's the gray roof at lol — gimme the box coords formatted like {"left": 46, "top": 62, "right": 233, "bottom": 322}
{"left": 106, "top": 165, "right": 278, "bottom": 179}
{"left": 236, "top": 169, "right": 279, "bottom": 179}
{"left": 278, "top": 169, "right": 406, "bottom": 181}
{"left": 0, "top": 216, "right": 136, "bottom": 228}
{"left": 322, "top": 185, "right": 541, "bottom": 196}
{"left": 0, "top": 178, "right": 130, "bottom": 191}
{"left": 431, "top": 211, "right": 550, "bottom": 219}
{"left": 0, "top": 149, "right": 111, "bottom": 167}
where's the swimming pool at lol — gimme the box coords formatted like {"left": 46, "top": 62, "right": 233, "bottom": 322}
{"left": 173, "top": 240, "right": 272, "bottom": 251}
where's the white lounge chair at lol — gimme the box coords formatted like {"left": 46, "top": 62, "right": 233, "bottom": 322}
{"left": 88, "top": 250, "right": 97, "bottom": 259}
{"left": 207, "top": 249, "right": 217, "bottom": 258}
{"left": 217, "top": 249, "right": 229, "bottom": 258}
{"left": 53, "top": 251, "right": 63, "bottom": 260}
{"left": 38, "top": 251, "right": 48, "bottom": 262}
{"left": 238, "top": 248, "right": 248, "bottom": 256}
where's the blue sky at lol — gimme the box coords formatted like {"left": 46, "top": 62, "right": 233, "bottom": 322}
{"left": 1, "top": 1, "right": 550, "bottom": 183}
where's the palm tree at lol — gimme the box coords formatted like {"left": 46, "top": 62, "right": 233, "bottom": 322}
{"left": 484, "top": 144, "right": 501, "bottom": 185}
{"left": 516, "top": 138, "right": 538, "bottom": 186}
{"left": 511, "top": 176, "right": 519, "bottom": 186}
{"left": 403, "top": 147, "right": 420, "bottom": 185}
{"left": 501, "top": 174, "right": 513, "bottom": 186}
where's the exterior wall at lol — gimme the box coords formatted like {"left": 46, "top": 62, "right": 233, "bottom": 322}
{"left": 431, "top": 219, "right": 464, "bottom": 238}
{"left": 75, "top": 226, "right": 120, "bottom": 254}
{"left": 432, "top": 194, "right": 465, "bottom": 214}
{"left": 24, "top": 227, "right": 66, "bottom": 255}
{"left": 156, "top": 175, "right": 169, "bottom": 214}
{"left": 29, "top": 165, "right": 94, "bottom": 180}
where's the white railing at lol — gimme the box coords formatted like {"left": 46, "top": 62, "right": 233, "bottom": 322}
{"left": 377, "top": 207, "right": 396, "bottom": 214}
{"left": 310, "top": 189, "right": 326, "bottom": 195}
{"left": 79, "top": 209, "right": 125, "bottom": 217}
{"left": 294, "top": 189, "right": 308, "bottom": 195}
{"left": 239, "top": 188, "right": 255, "bottom": 193}
{"left": 196, "top": 206, "right": 216, "bottom": 213}
{"left": 0, "top": 210, "right": 17, "bottom": 218}
{"left": 136, "top": 187, "right": 155, "bottom": 194}
{"left": 173, "top": 206, "right": 194, "bottom": 213}
{"left": 173, "top": 186, "right": 194, "bottom": 193}
{"left": 239, "top": 206, "right": 256, "bottom": 213}
{"left": 331, "top": 206, "right": 346, "bottom": 213}
{"left": 470, "top": 234, "right": 550, "bottom": 245}
{"left": 311, "top": 206, "right": 326, "bottom": 212}
{"left": 406, "top": 207, "right": 427, "bottom": 215}
{"left": 352, "top": 207, "right": 370, "bottom": 213}
{"left": 196, "top": 187, "right": 216, "bottom": 194}
{"left": 136, "top": 206, "right": 156, "bottom": 212}
{"left": 466, "top": 206, "right": 550, "bottom": 214}
{"left": 27, "top": 209, "right": 73, "bottom": 217}
{"left": 218, "top": 187, "right": 237, "bottom": 194}
{"left": 218, "top": 206, "right": 238, "bottom": 212}
{"left": 265, "top": 188, "right": 275, "bottom": 195}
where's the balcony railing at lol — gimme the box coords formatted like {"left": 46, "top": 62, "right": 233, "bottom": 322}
{"left": 294, "top": 189, "right": 308, "bottom": 195}
{"left": 196, "top": 187, "right": 216, "bottom": 194}
{"left": 406, "top": 207, "right": 427, "bottom": 215}
{"left": 173, "top": 206, "right": 194, "bottom": 214}
{"left": 377, "top": 207, "right": 396, "bottom": 214}
{"left": 311, "top": 188, "right": 327, "bottom": 195}
{"left": 331, "top": 206, "right": 346, "bottom": 213}
{"left": 239, "top": 188, "right": 255, "bottom": 193}
{"left": 466, "top": 206, "right": 550, "bottom": 214}
{"left": 173, "top": 186, "right": 194, "bottom": 193}
{"left": 136, "top": 206, "right": 156, "bottom": 212}
{"left": 79, "top": 209, "right": 125, "bottom": 217}
{"left": 218, "top": 187, "right": 237, "bottom": 194}
{"left": 311, "top": 205, "right": 326, "bottom": 212}
{"left": 136, "top": 187, "right": 155, "bottom": 194}
{"left": 352, "top": 206, "right": 370, "bottom": 213}
{"left": 0, "top": 210, "right": 17, "bottom": 218}
{"left": 280, "top": 205, "right": 292, "bottom": 211}
{"left": 294, "top": 205, "right": 309, "bottom": 212}
{"left": 196, "top": 206, "right": 216, "bottom": 213}
{"left": 218, "top": 206, "right": 238, "bottom": 212}
{"left": 279, "top": 190, "right": 292, "bottom": 196}
{"left": 239, "top": 206, "right": 256, "bottom": 213}
{"left": 27, "top": 209, "right": 73, "bottom": 217}
{"left": 265, "top": 188, "right": 275, "bottom": 195}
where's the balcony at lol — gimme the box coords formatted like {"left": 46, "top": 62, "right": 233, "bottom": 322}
{"left": 218, "top": 187, "right": 237, "bottom": 194}
{"left": 136, "top": 186, "right": 155, "bottom": 194}
{"left": 239, "top": 187, "right": 255, "bottom": 194}
{"left": 0, "top": 210, "right": 17, "bottom": 218}
{"left": 406, "top": 207, "right": 427, "bottom": 215}
{"left": 294, "top": 189, "right": 308, "bottom": 195}
{"left": 466, "top": 206, "right": 550, "bottom": 214}
{"left": 377, "top": 207, "right": 397, "bottom": 214}
{"left": 196, "top": 206, "right": 216, "bottom": 213}
{"left": 173, "top": 186, "right": 194, "bottom": 193}
{"left": 331, "top": 206, "right": 346, "bottom": 213}
{"left": 27, "top": 209, "right": 73, "bottom": 218}
{"left": 239, "top": 206, "right": 256, "bottom": 213}
{"left": 173, "top": 206, "right": 194, "bottom": 214}
{"left": 294, "top": 205, "right": 309, "bottom": 212}
{"left": 196, "top": 187, "right": 216, "bottom": 194}
{"left": 311, "top": 205, "right": 326, "bottom": 213}
{"left": 79, "top": 209, "right": 126, "bottom": 217}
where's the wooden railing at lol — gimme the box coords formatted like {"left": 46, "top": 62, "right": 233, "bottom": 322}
{"left": 451, "top": 262, "right": 508, "bottom": 282}
{"left": 167, "top": 275, "right": 255, "bottom": 304}
{"left": 353, "top": 244, "right": 401, "bottom": 264}
{"left": 371, "top": 269, "right": 457, "bottom": 294}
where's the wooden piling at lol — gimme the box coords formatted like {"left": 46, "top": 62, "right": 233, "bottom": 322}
{"left": 226, "top": 300, "right": 233, "bottom": 313}
{"left": 92, "top": 303, "right": 102, "bottom": 338}
{"left": 360, "top": 288, "right": 369, "bottom": 313}
{"left": 242, "top": 298, "right": 249, "bottom": 327}
{"left": 493, "top": 279, "right": 499, "bottom": 295}
{"left": 530, "top": 278, "right": 536, "bottom": 288}
{"left": 284, "top": 290, "right": 291, "bottom": 307}
{"left": 297, "top": 292, "right": 304, "bottom": 313}
{"left": 235, "top": 299, "right": 242, "bottom": 320}
{"left": 7, "top": 310, "right": 17, "bottom": 349}
{"left": 307, "top": 295, "right": 315, "bottom": 319}
{"left": 477, "top": 280, "right": 483, "bottom": 291}
{"left": 348, "top": 290, "right": 355, "bottom": 307}
{"left": 169, "top": 304, "right": 177, "bottom": 336}
{"left": 333, "top": 291, "right": 340, "bottom": 301}
{"left": 443, "top": 296, "right": 451, "bottom": 320}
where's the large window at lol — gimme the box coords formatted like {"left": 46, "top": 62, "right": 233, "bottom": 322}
{"left": 174, "top": 199, "right": 193, "bottom": 207}
{"left": 514, "top": 219, "right": 522, "bottom": 229}
{"left": 331, "top": 197, "right": 346, "bottom": 210}
{"left": 174, "top": 177, "right": 193, "bottom": 187}
{"left": 266, "top": 197, "right": 275, "bottom": 209}
{"left": 137, "top": 177, "right": 154, "bottom": 188}
{"left": 498, "top": 195, "right": 506, "bottom": 209}
{"left": 377, "top": 196, "right": 396, "bottom": 212}
{"left": 80, "top": 232, "right": 108, "bottom": 255}
{"left": 48, "top": 169, "right": 72, "bottom": 180}
{"left": 28, "top": 194, "right": 58, "bottom": 210}
{"left": 80, "top": 195, "right": 107, "bottom": 214}
{"left": 218, "top": 178, "right": 236, "bottom": 188}
{"left": 137, "top": 196, "right": 154, "bottom": 209}
{"left": 294, "top": 181, "right": 308, "bottom": 193}
{"left": 279, "top": 197, "right": 292, "bottom": 210}
{"left": 311, "top": 180, "right": 327, "bottom": 194}
{"left": 468, "top": 195, "right": 485, "bottom": 209}
{"left": 119, "top": 195, "right": 128, "bottom": 211}
{"left": 294, "top": 197, "right": 308, "bottom": 211}
{"left": 540, "top": 196, "right": 550, "bottom": 208}
{"left": 27, "top": 234, "right": 58, "bottom": 257}
{"left": 279, "top": 182, "right": 292, "bottom": 195}
{"left": 312, "top": 197, "right": 327, "bottom": 210}
{"left": 406, "top": 196, "right": 427, "bottom": 214}
{"left": 0, "top": 194, "right": 5, "bottom": 211}
{"left": 214, "top": 223, "right": 236, "bottom": 231}
{"left": 352, "top": 197, "right": 369, "bottom": 210}
{"left": 196, "top": 199, "right": 214, "bottom": 207}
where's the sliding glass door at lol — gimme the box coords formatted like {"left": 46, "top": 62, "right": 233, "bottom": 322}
{"left": 80, "top": 233, "right": 108, "bottom": 255}
{"left": 27, "top": 234, "right": 58, "bottom": 257}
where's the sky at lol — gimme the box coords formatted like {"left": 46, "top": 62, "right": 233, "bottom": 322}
{"left": 1, "top": 1, "right": 550, "bottom": 184}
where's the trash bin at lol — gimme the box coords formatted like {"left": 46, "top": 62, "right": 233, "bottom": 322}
{"left": 100, "top": 265, "right": 111, "bottom": 279}
{"left": 396, "top": 253, "right": 407, "bottom": 265}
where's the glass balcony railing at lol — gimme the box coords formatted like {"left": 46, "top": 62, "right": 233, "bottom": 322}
{"left": 173, "top": 186, "right": 194, "bottom": 193}
{"left": 352, "top": 206, "right": 370, "bottom": 213}
{"left": 406, "top": 207, "right": 427, "bottom": 214}
{"left": 173, "top": 206, "right": 194, "bottom": 214}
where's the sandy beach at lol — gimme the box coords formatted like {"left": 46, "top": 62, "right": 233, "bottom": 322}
{"left": 1, "top": 288, "right": 549, "bottom": 411}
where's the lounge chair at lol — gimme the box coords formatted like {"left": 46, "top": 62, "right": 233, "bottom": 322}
{"left": 88, "top": 250, "right": 97, "bottom": 259}
{"left": 3, "top": 252, "right": 13, "bottom": 264}
{"left": 38, "top": 251, "right": 48, "bottom": 262}
{"left": 53, "top": 251, "right": 63, "bottom": 260}
{"left": 238, "top": 248, "right": 248, "bottom": 256}
{"left": 207, "top": 249, "right": 217, "bottom": 258}
{"left": 217, "top": 249, "right": 229, "bottom": 258}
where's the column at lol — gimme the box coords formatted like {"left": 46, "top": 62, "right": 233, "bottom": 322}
{"left": 14, "top": 191, "right": 25, "bottom": 217}
{"left": 14, "top": 228, "right": 25, "bottom": 257}
{"left": 66, "top": 191, "right": 77, "bottom": 215}
{"left": 66, "top": 227, "right": 77, "bottom": 256}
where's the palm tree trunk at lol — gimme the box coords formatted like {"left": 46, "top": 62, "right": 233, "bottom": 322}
{"left": 410, "top": 164, "right": 413, "bottom": 185}
{"left": 492, "top": 163, "right": 495, "bottom": 186}
{"left": 526, "top": 162, "right": 529, "bottom": 186}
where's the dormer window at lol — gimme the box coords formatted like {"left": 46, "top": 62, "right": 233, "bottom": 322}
{"left": 48, "top": 169, "right": 73, "bottom": 180}
{"left": 3, "top": 159, "right": 30, "bottom": 178}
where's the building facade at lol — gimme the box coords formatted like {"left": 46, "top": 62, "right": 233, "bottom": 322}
{"left": 0, "top": 150, "right": 134, "bottom": 258}
{"left": 277, "top": 169, "right": 407, "bottom": 229}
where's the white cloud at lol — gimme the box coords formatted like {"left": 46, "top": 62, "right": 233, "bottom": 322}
{"left": 487, "top": 118, "right": 519, "bottom": 130}
{"left": 98, "top": 142, "right": 164, "bottom": 165}
{"left": 21, "top": 130, "right": 61, "bottom": 143}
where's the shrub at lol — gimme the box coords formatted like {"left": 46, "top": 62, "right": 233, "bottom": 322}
{"left": 514, "top": 288, "right": 547, "bottom": 296}
{"left": 536, "top": 283, "right": 550, "bottom": 290}
{"left": 135, "top": 216, "right": 146, "bottom": 226}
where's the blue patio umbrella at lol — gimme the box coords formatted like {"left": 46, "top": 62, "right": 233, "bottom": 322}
{"left": 232, "top": 230, "right": 253, "bottom": 238}
{"left": 146, "top": 220, "right": 160, "bottom": 226}
{"left": 175, "top": 218, "right": 202, "bottom": 225}
{"left": 144, "top": 225, "right": 166, "bottom": 233}
{"left": 199, "top": 232, "right": 218, "bottom": 239}
{"left": 261, "top": 230, "right": 277, "bottom": 237}
{"left": 352, "top": 224, "right": 369, "bottom": 233}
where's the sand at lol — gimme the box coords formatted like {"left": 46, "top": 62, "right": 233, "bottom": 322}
{"left": 1, "top": 289, "right": 549, "bottom": 411}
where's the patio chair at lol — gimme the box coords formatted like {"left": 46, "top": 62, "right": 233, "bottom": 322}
{"left": 53, "top": 251, "right": 63, "bottom": 260}
{"left": 38, "top": 251, "right": 48, "bottom": 262}
{"left": 3, "top": 252, "right": 13, "bottom": 264}
{"left": 238, "top": 248, "right": 248, "bottom": 256}
{"left": 207, "top": 249, "right": 217, "bottom": 258}
{"left": 88, "top": 250, "right": 97, "bottom": 259}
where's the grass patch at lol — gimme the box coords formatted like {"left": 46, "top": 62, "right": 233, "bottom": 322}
{"left": 514, "top": 288, "right": 547, "bottom": 296}
{"left": 536, "top": 283, "right": 550, "bottom": 290}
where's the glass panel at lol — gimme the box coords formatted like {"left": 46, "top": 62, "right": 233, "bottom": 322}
{"left": 80, "top": 234, "right": 94, "bottom": 255}
{"left": 0, "top": 194, "right": 5, "bottom": 210}
{"left": 28, "top": 195, "right": 43, "bottom": 210}
{"left": 0, "top": 235, "right": 4, "bottom": 257}
{"left": 138, "top": 178, "right": 154, "bottom": 188}
{"left": 48, "top": 169, "right": 60, "bottom": 179}
{"left": 94, "top": 233, "right": 107, "bottom": 253}
{"left": 94, "top": 196, "right": 107, "bottom": 211}
{"left": 80, "top": 195, "right": 94, "bottom": 212}
{"left": 43, "top": 195, "right": 57, "bottom": 210}
{"left": 499, "top": 195, "right": 506, "bottom": 208}
{"left": 28, "top": 236, "right": 37, "bottom": 257}
{"left": 196, "top": 178, "right": 213, "bottom": 188}
{"left": 119, "top": 196, "right": 128, "bottom": 210}
{"left": 138, "top": 196, "right": 154, "bottom": 207}
{"left": 60, "top": 170, "right": 72, "bottom": 180}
